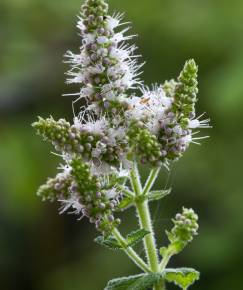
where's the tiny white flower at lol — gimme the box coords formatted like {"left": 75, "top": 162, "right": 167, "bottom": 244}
{"left": 83, "top": 33, "right": 96, "bottom": 45}
{"left": 105, "top": 187, "right": 119, "bottom": 199}
{"left": 106, "top": 16, "right": 120, "bottom": 30}
{"left": 59, "top": 195, "right": 83, "bottom": 215}
{"left": 188, "top": 117, "right": 211, "bottom": 129}
{"left": 97, "top": 36, "right": 109, "bottom": 44}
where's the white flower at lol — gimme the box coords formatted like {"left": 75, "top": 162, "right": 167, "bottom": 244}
{"left": 105, "top": 187, "right": 120, "bottom": 199}
{"left": 75, "top": 117, "right": 108, "bottom": 135}
{"left": 107, "top": 126, "right": 126, "bottom": 146}
{"left": 77, "top": 17, "right": 85, "bottom": 31}
{"left": 97, "top": 36, "right": 109, "bottom": 44}
{"left": 83, "top": 33, "right": 96, "bottom": 45}
{"left": 59, "top": 195, "right": 83, "bottom": 215}
{"left": 188, "top": 115, "right": 211, "bottom": 129}
{"left": 90, "top": 162, "right": 114, "bottom": 176}
{"left": 80, "top": 85, "right": 94, "bottom": 98}
{"left": 106, "top": 15, "right": 120, "bottom": 30}
{"left": 87, "top": 64, "right": 105, "bottom": 75}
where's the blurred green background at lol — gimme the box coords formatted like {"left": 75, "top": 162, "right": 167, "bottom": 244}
{"left": 1, "top": 0, "right": 242, "bottom": 289}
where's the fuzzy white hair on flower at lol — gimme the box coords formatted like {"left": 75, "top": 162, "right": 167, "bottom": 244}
{"left": 188, "top": 113, "right": 211, "bottom": 129}
{"left": 74, "top": 115, "right": 108, "bottom": 135}
{"left": 59, "top": 195, "right": 83, "bottom": 216}
{"left": 105, "top": 12, "right": 127, "bottom": 30}
{"left": 105, "top": 187, "right": 120, "bottom": 199}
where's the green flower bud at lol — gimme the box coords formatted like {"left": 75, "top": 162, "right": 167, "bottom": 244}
{"left": 166, "top": 207, "right": 199, "bottom": 253}
{"left": 173, "top": 59, "right": 198, "bottom": 125}
{"left": 128, "top": 121, "right": 162, "bottom": 166}
{"left": 37, "top": 172, "right": 73, "bottom": 201}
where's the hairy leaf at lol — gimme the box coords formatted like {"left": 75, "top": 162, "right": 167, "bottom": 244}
{"left": 104, "top": 273, "right": 162, "bottom": 290}
{"left": 94, "top": 236, "right": 122, "bottom": 250}
{"left": 164, "top": 268, "right": 200, "bottom": 289}
{"left": 95, "top": 229, "right": 149, "bottom": 251}
{"left": 126, "top": 229, "right": 150, "bottom": 247}
{"left": 147, "top": 189, "right": 171, "bottom": 201}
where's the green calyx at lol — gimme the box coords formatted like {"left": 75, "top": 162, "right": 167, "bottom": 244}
{"left": 81, "top": 0, "right": 109, "bottom": 31}
{"left": 128, "top": 121, "right": 163, "bottom": 167}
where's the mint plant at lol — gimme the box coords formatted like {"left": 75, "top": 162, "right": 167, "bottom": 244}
{"left": 33, "top": 1, "right": 210, "bottom": 289}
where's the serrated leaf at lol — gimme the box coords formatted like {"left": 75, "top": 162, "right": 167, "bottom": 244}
{"left": 164, "top": 268, "right": 200, "bottom": 289}
{"left": 147, "top": 189, "right": 171, "bottom": 201}
{"left": 117, "top": 197, "right": 134, "bottom": 210}
{"left": 126, "top": 229, "right": 150, "bottom": 247}
{"left": 94, "top": 236, "right": 122, "bottom": 250}
{"left": 104, "top": 273, "right": 162, "bottom": 290}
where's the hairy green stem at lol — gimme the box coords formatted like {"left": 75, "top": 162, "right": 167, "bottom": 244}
{"left": 130, "top": 163, "right": 166, "bottom": 290}
{"left": 112, "top": 228, "right": 151, "bottom": 273}
{"left": 136, "top": 201, "right": 159, "bottom": 271}
{"left": 142, "top": 167, "right": 161, "bottom": 195}
{"left": 116, "top": 184, "right": 135, "bottom": 198}
{"left": 130, "top": 162, "right": 142, "bottom": 195}
{"left": 159, "top": 251, "right": 172, "bottom": 272}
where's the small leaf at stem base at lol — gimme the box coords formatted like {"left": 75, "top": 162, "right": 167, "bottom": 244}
{"left": 147, "top": 189, "right": 171, "bottom": 202}
{"left": 163, "top": 268, "right": 200, "bottom": 289}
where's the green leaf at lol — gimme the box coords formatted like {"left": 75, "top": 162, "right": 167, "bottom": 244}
{"left": 117, "top": 197, "right": 134, "bottom": 210}
{"left": 147, "top": 189, "right": 171, "bottom": 201}
{"left": 126, "top": 229, "right": 150, "bottom": 247}
{"left": 95, "top": 229, "right": 149, "bottom": 251}
{"left": 94, "top": 236, "right": 122, "bottom": 250}
{"left": 104, "top": 273, "right": 162, "bottom": 290}
{"left": 164, "top": 268, "right": 200, "bottom": 290}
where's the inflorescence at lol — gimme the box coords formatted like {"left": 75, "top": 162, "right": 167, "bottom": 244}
{"left": 33, "top": 0, "right": 209, "bottom": 235}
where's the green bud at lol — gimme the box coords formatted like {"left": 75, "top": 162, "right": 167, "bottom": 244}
{"left": 173, "top": 59, "right": 199, "bottom": 125}
{"left": 166, "top": 207, "right": 199, "bottom": 253}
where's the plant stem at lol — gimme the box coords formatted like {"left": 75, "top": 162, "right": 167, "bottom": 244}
{"left": 136, "top": 200, "right": 166, "bottom": 290}
{"left": 130, "top": 162, "right": 142, "bottom": 195}
{"left": 142, "top": 167, "right": 161, "bottom": 195}
{"left": 135, "top": 201, "right": 158, "bottom": 271}
{"left": 130, "top": 163, "right": 166, "bottom": 290}
{"left": 116, "top": 184, "right": 135, "bottom": 198}
{"left": 112, "top": 228, "right": 151, "bottom": 273}
{"left": 159, "top": 251, "right": 172, "bottom": 272}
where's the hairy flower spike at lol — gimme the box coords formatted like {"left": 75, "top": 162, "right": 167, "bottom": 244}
{"left": 69, "top": 157, "right": 121, "bottom": 233}
{"left": 65, "top": 0, "right": 142, "bottom": 113}
{"left": 173, "top": 59, "right": 198, "bottom": 124}
{"left": 37, "top": 171, "right": 73, "bottom": 201}
{"left": 32, "top": 116, "right": 100, "bottom": 157}
{"left": 32, "top": 116, "right": 129, "bottom": 167}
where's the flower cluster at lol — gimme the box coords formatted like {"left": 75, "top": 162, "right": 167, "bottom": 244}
{"left": 37, "top": 170, "right": 72, "bottom": 202}
{"left": 33, "top": 0, "right": 209, "bottom": 235}
{"left": 166, "top": 207, "right": 199, "bottom": 252}
{"left": 65, "top": 0, "right": 142, "bottom": 114}
{"left": 33, "top": 116, "right": 129, "bottom": 169}
{"left": 38, "top": 157, "right": 122, "bottom": 233}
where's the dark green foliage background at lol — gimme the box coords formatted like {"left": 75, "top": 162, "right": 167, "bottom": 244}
{"left": 0, "top": 0, "right": 242, "bottom": 289}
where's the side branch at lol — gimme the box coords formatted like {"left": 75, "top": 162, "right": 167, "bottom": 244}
{"left": 112, "top": 228, "right": 151, "bottom": 273}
